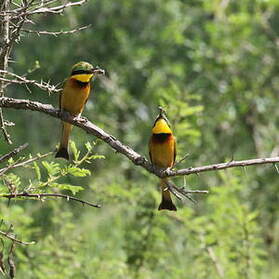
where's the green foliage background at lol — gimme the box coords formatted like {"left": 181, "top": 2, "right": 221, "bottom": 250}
{"left": 0, "top": 0, "right": 278, "bottom": 278}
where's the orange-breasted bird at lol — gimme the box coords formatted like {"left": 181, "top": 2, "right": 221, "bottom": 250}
{"left": 149, "top": 108, "right": 177, "bottom": 211}
{"left": 55, "top": 61, "right": 105, "bottom": 160}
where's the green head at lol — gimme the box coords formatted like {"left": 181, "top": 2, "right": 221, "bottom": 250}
{"left": 70, "top": 61, "right": 105, "bottom": 77}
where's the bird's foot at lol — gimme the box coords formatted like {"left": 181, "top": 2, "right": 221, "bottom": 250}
{"left": 60, "top": 110, "right": 72, "bottom": 121}
{"left": 77, "top": 115, "right": 88, "bottom": 123}
{"left": 164, "top": 167, "right": 173, "bottom": 176}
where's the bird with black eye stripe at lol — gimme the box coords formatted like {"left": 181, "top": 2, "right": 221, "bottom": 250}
{"left": 55, "top": 61, "right": 105, "bottom": 160}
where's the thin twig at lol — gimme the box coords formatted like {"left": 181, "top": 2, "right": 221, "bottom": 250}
{"left": 0, "top": 108, "right": 12, "bottom": 144}
{"left": 199, "top": 234, "right": 225, "bottom": 278}
{"left": 0, "top": 192, "right": 101, "bottom": 208}
{"left": 167, "top": 157, "right": 279, "bottom": 177}
{"left": 22, "top": 24, "right": 91, "bottom": 36}
{"left": 166, "top": 180, "right": 203, "bottom": 203}
{"left": 0, "top": 143, "right": 28, "bottom": 163}
{"left": 0, "top": 97, "right": 279, "bottom": 179}
{"left": 8, "top": 241, "right": 16, "bottom": 278}
{"left": 0, "top": 230, "right": 35, "bottom": 245}
{"left": 0, "top": 151, "right": 52, "bottom": 176}
{"left": 0, "top": 0, "right": 87, "bottom": 17}
{"left": 0, "top": 70, "right": 61, "bottom": 94}
{"left": 27, "top": 0, "right": 87, "bottom": 15}
{"left": 207, "top": 246, "right": 225, "bottom": 278}
{"left": 173, "top": 153, "right": 190, "bottom": 167}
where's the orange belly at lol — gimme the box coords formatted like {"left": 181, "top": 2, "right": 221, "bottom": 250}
{"left": 149, "top": 134, "right": 175, "bottom": 168}
{"left": 61, "top": 79, "right": 91, "bottom": 115}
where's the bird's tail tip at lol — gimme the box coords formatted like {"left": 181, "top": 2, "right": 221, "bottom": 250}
{"left": 55, "top": 147, "right": 69, "bottom": 160}
{"left": 158, "top": 199, "right": 177, "bottom": 211}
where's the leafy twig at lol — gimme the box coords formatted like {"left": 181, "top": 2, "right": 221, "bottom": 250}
{"left": 0, "top": 151, "right": 52, "bottom": 176}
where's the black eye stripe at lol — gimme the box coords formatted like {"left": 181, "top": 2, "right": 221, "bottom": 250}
{"left": 71, "top": 70, "right": 93, "bottom": 75}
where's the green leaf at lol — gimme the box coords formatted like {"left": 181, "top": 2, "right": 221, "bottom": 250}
{"left": 51, "top": 183, "right": 84, "bottom": 195}
{"left": 42, "top": 161, "right": 60, "bottom": 176}
{"left": 67, "top": 167, "right": 91, "bottom": 177}
{"left": 88, "top": 155, "right": 105, "bottom": 160}
{"left": 5, "top": 173, "right": 21, "bottom": 187}
{"left": 70, "top": 141, "right": 79, "bottom": 161}
{"left": 33, "top": 162, "right": 41, "bottom": 180}
{"left": 247, "top": 211, "right": 259, "bottom": 222}
{"left": 85, "top": 141, "right": 92, "bottom": 151}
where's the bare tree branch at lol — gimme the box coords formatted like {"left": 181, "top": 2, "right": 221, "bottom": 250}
{"left": 0, "top": 230, "right": 35, "bottom": 245}
{"left": 8, "top": 241, "right": 16, "bottom": 278}
{"left": 166, "top": 157, "right": 279, "bottom": 177}
{"left": 0, "top": 70, "right": 61, "bottom": 94}
{"left": 0, "top": 108, "right": 12, "bottom": 144}
{"left": 0, "top": 192, "right": 101, "bottom": 208}
{"left": 22, "top": 24, "right": 91, "bottom": 36}
{"left": 0, "top": 0, "right": 13, "bottom": 144}
{"left": 0, "top": 143, "right": 28, "bottom": 163}
{"left": 26, "top": 0, "right": 87, "bottom": 15}
{"left": 1, "top": 97, "right": 278, "bottom": 179}
{"left": 199, "top": 234, "right": 225, "bottom": 278}
{"left": 0, "top": 0, "right": 86, "bottom": 17}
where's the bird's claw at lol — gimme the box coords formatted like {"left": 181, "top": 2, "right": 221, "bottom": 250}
{"left": 165, "top": 167, "right": 172, "bottom": 175}
{"left": 78, "top": 116, "right": 88, "bottom": 123}
{"left": 60, "top": 110, "right": 72, "bottom": 121}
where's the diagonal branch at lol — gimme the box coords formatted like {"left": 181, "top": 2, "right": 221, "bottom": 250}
{"left": 0, "top": 97, "right": 278, "bottom": 179}
{"left": 0, "top": 230, "right": 35, "bottom": 245}
{"left": 27, "top": 0, "right": 87, "bottom": 15}
{"left": 22, "top": 24, "right": 91, "bottom": 36}
{"left": 0, "top": 96, "right": 153, "bottom": 170}
{"left": 0, "top": 108, "right": 12, "bottom": 144}
{"left": 0, "top": 151, "right": 52, "bottom": 176}
{"left": 0, "top": 192, "right": 101, "bottom": 208}
{"left": 0, "top": 143, "right": 28, "bottom": 163}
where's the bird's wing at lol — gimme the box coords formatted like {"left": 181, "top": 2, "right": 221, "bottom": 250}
{"left": 173, "top": 136, "right": 177, "bottom": 164}
{"left": 148, "top": 138, "right": 153, "bottom": 163}
{"left": 59, "top": 78, "right": 68, "bottom": 110}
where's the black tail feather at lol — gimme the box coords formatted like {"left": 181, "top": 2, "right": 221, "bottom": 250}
{"left": 158, "top": 199, "right": 177, "bottom": 211}
{"left": 55, "top": 147, "right": 69, "bottom": 160}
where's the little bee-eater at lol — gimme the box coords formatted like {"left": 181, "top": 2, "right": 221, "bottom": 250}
{"left": 149, "top": 109, "right": 177, "bottom": 211}
{"left": 55, "top": 61, "right": 105, "bottom": 160}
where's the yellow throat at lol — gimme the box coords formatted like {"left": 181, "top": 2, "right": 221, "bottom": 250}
{"left": 152, "top": 118, "right": 172, "bottom": 134}
{"left": 72, "top": 73, "right": 94, "bottom": 83}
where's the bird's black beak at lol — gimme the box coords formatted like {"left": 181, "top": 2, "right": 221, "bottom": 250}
{"left": 158, "top": 106, "right": 168, "bottom": 119}
{"left": 91, "top": 67, "right": 105, "bottom": 75}
{"left": 154, "top": 106, "right": 170, "bottom": 126}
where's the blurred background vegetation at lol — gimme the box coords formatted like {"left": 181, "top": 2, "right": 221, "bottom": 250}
{"left": 0, "top": 0, "right": 278, "bottom": 278}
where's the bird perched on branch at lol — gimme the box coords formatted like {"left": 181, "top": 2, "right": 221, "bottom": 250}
{"left": 55, "top": 61, "right": 105, "bottom": 160}
{"left": 149, "top": 107, "right": 177, "bottom": 211}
